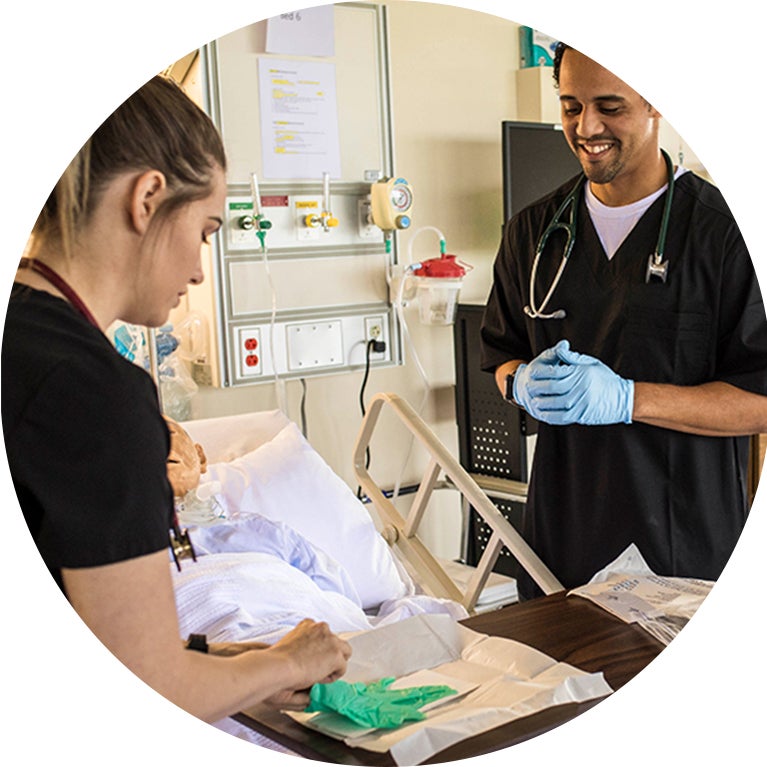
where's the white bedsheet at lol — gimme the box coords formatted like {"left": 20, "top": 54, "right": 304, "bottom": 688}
{"left": 172, "top": 513, "right": 467, "bottom": 646}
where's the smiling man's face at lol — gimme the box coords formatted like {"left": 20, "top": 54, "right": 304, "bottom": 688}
{"left": 558, "top": 47, "right": 662, "bottom": 204}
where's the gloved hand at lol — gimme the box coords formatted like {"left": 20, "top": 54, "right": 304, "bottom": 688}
{"left": 306, "top": 677, "right": 456, "bottom": 729}
{"left": 527, "top": 340, "right": 634, "bottom": 426}
{"left": 512, "top": 340, "right": 574, "bottom": 413}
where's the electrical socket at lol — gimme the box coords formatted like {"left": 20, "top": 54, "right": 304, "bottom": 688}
{"left": 365, "top": 316, "right": 384, "bottom": 341}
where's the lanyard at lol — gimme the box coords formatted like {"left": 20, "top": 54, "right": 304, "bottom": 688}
{"left": 18, "top": 257, "right": 100, "bottom": 329}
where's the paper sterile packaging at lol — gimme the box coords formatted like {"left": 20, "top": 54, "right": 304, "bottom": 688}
{"left": 288, "top": 613, "right": 612, "bottom": 765}
{"left": 569, "top": 544, "right": 714, "bottom": 645}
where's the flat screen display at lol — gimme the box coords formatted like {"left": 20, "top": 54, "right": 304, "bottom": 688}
{"left": 502, "top": 120, "right": 582, "bottom": 221}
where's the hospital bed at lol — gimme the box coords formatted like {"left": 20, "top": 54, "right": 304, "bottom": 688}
{"left": 176, "top": 393, "right": 562, "bottom": 649}
{"left": 173, "top": 398, "right": 665, "bottom": 762}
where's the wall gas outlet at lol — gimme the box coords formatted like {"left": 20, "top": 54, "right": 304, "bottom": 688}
{"left": 294, "top": 197, "right": 322, "bottom": 241}
{"left": 358, "top": 198, "right": 378, "bottom": 239}
{"left": 227, "top": 200, "right": 259, "bottom": 248}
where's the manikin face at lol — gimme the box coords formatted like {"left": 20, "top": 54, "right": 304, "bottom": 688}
{"left": 558, "top": 49, "right": 661, "bottom": 192}
{"left": 165, "top": 417, "right": 208, "bottom": 497}
{"left": 131, "top": 167, "right": 226, "bottom": 328}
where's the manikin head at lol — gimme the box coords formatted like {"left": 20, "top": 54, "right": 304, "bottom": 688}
{"left": 165, "top": 417, "right": 208, "bottom": 497}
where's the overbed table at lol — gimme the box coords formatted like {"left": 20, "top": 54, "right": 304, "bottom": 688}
{"left": 232, "top": 590, "right": 664, "bottom": 764}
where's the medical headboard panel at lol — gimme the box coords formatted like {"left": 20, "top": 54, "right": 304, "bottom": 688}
{"left": 453, "top": 303, "right": 536, "bottom": 579}
{"left": 178, "top": 3, "right": 403, "bottom": 387}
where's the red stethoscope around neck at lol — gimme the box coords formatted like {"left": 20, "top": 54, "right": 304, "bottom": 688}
{"left": 18, "top": 257, "right": 100, "bottom": 329}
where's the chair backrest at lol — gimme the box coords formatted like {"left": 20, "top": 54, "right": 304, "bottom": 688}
{"left": 452, "top": 304, "right": 537, "bottom": 578}
{"left": 453, "top": 303, "right": 532, "bottom": 483}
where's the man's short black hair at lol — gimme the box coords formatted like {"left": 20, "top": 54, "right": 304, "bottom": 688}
{"left": 552, "top": 42, "right": 571, "bottom": 89}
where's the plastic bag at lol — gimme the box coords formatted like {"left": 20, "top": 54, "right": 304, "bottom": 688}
{"left": 160, "top": 351, "right": 198, "bottom": 422}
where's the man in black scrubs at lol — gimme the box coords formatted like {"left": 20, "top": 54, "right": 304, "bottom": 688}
{"left": 480, "top": 43, "right": 767, "bottom": 598}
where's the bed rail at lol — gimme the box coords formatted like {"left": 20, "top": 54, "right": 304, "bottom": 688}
{"left": 353, "top": 392, "right": 563, "bottom": 613}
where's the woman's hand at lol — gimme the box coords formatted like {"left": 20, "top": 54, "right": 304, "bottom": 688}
{"left": 210, "top": 624, "right": 351, "bottom": 711}
{"left": 264, "top": 619, "right": 352, "bottom": 706}
{"left": 263, "top": 688, "right": 312, "bottom": 711}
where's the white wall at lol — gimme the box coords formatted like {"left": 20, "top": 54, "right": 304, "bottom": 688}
{"left": 173, "top": 1, "right": 529, "bottom": 559}
{"left": 174, "top": 1, "right": 705, "bottom": 559}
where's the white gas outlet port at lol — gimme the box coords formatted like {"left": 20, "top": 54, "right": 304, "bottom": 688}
{"left": 358, "top": 198, "right": 378, "bottom": 239}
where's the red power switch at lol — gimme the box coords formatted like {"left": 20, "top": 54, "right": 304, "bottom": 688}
{"left": 244, "top": 337, "right": 258, "bottom": 351}
{"left": 245, "top": 354, "right": 259, "bottom": 367}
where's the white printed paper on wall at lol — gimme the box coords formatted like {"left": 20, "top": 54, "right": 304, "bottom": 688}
{"left": 258, "top": 58, "right": 342, "bottom": 180}
{"left": 265, "top": 6, "right": 335, "bottom": 57}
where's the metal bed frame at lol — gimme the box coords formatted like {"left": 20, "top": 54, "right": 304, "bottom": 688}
{"left": 353, "top": 392, "right": 563, "bottom": 613}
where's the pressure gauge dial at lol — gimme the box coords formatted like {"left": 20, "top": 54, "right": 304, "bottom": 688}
{"left": 370, "top": 177, "right": 414, "bottom": 231}
{"left": 390, "top": 183, "right": 413, "bottom": 212}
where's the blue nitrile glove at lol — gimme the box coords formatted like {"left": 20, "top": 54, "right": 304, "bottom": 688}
{"left": 512, "top": 340, "right": 574, "bottom": 413}
{"left": 529, "top": 341, "right": 634, "bottom": 425}
{"left": 306, "top": 677, "right": 456, "bottom": 729}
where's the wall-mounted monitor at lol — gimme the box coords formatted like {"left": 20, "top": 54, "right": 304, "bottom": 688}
{"left": 502, "top": 120, "right": 582, "bottom": 222}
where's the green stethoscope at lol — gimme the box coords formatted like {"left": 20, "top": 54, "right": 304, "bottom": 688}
{"left": 524, "top": 149, "right": 675, "bottom": 320}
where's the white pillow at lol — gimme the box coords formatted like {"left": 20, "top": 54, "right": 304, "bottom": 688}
{"left": 201, "top": 422, "right": 409, "bottom": 609}
{"left": 182, "top": 410, "right": 289, "bottom": 464}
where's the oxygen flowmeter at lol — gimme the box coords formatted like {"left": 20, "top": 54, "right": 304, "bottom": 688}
{"left": 303, "top": 172, "right": 339, "bottom": 232}
{"left": 235, "top": 172, "right": 272, "bottom": 249}
{"left": 370, "top": 177, "right": 413, "bottom": 231}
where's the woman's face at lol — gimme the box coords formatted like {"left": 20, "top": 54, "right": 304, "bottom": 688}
{"left": 131, "top": 167, "right": 226, "bottom": 328}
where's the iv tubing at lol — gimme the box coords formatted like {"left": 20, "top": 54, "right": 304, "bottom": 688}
{"left": 395, "top": 268, "right": 430, "bottom": 391}
{"left": 251, "top": 171, "right": 286, "bottom": 414}
{"left": 391, "top": 263, "right": 430, "bottom": 501}
{"left": 260, "top": 237, "right": 287, "bottom": 414}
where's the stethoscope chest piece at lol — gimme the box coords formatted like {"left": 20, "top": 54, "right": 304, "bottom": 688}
{"left": 644, "top": 150, "right": 675, "bottom": 284}
{"left": 527, "top": 150, "right": 676, "bottom": 316}
{"left": 646, "top": 252, "right": 669, "bottom": 283}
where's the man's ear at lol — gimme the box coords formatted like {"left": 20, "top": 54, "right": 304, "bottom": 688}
{"left": 129, "top": 170, "right": 167, "bottom": 235}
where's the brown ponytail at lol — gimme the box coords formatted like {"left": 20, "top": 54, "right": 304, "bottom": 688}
{"left": 30, "top": 75, "right": 226, "bottom": 259}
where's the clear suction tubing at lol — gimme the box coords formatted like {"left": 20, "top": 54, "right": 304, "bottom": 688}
{"left": 402, "top": 227, "right": 472, "bottom": 326}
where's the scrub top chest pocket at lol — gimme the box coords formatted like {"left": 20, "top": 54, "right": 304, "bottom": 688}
{"left": 622, "top": 290, "right": 712, "bottom": 386}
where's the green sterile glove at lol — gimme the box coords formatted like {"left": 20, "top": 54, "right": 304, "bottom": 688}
{"left": 306, "top": 677, "right": 456, "bottom": 729}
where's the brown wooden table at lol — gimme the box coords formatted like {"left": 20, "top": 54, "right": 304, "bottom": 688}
{"left": 232, "top": 591, "right": 664, "bottom": 764}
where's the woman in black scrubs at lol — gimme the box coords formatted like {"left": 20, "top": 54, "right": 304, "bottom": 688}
{"left": 2, "top": 75, "right": 350, "bottom": 722}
